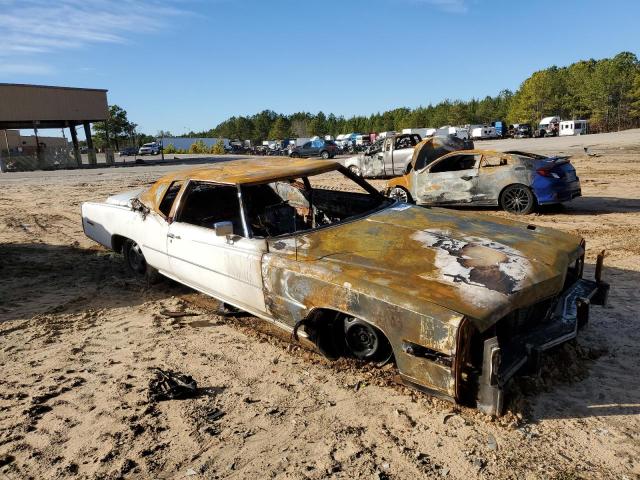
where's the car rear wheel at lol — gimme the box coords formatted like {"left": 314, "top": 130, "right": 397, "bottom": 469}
{"left": 123, "top": 238, "right": 160, "bottom": 281}
{"left": 500, "top": 184, "right": 535, "bottom": 214}
{"left": 343, "top": 317, "right": 391, "bottom": 361}
{"left": 348, "top": 165, "right": 362, "bottom": 177}
{"left": 389, "top": 186, "right": 412, "bottom": 203}
{"left": 321, "top": 150, "right": 330, "bottom": 159}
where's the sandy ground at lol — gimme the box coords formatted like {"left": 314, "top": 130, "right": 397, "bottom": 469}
{"left": 1, "top": 131, "right": 640, "bottom": 479}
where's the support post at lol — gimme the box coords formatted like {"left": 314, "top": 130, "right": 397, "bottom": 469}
{"left": 34, "top": 124, "right": 45, "bottom": 170}
{"left": 69, "top": 124, "right": 82, "bottom": 167}
{"left": 0, "top": 130, "right": 10, "bottom": 172}
{"left": 83, "top": 122, "right": 97, "bottom": 166}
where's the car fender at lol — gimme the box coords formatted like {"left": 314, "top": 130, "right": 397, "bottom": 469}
{"left": 385, "top": 174, "right": 413, "bottom": 196}
{"left": 261, "top": 251, "right": 463, "bottom": 398}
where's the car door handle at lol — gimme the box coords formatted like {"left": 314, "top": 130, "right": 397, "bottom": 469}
{"left": 461, "top": 175, "right": 474, "bottom": 181}
{"left": 167, "top": 233, "right": 181, "bottom": 239}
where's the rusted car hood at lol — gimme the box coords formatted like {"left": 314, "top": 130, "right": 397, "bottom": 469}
{"left": 285, "top": 204, "right": 582, "bottom": 331}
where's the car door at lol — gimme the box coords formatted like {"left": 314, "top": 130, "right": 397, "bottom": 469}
{"left": 475, "top": 153, "right": 510, "bottom": 205}
{"left": 415, "top": 153, "right": 481, "bottom": 205}
{"left": 166, "top": 181, "right": 267, "bottom": 314}
{"left": 381, "top": 138, "right": 395, "bottom": 176}
{"left": 392, "top": 135, "right": 417, "bottom": 176}
{"left": 140, "top": 180, "right": 184, "bottom": 272}
{"left": 300, "top": 142, "right": 312, "bottom": 157}
{"left": 311, "top": 140, "right": 323, "bottom": 156}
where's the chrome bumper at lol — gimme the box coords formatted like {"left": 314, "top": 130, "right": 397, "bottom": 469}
{"left": 477, "top": 251, "right": 610, "bottom": 416}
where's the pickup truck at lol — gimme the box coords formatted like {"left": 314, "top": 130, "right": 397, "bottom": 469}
{"left": 344, "top": 133, "right": 422, "bottom": 178}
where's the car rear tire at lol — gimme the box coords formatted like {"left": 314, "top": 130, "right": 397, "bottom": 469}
{"left": 500, "top": 184, "right": 536, "bottom": 214}
{"left": 123, "top": 238, "right": 160, "bottom": 282}
{"left": 389, "top": 186, "right": 412, "bottom": 203}
{"left": 343, "top": 317, "right": 391, "bottom": 361}
{"left": 321, "top": 150, "right": 330, "bottom": 159}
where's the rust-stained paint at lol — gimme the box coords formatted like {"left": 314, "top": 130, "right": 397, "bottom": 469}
{"left": 260, "top": 202, "right": 582, "bottom": 398}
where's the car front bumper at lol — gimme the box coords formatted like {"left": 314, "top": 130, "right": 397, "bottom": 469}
{"left": 477, "top": 251, "right": 610, "bottom": 416}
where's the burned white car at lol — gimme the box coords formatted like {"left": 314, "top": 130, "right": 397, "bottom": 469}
{"left": 344, "top": 133, "right": 423, "bottom": 178}
{"left": 81, "top": 157, "right": 609, "bottom": 415}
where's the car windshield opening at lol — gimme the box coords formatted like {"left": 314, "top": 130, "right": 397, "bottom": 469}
{"left": 242, "top": 168, "right": 391, "bottom": 238}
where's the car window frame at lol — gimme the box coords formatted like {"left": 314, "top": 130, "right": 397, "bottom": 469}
{"left": 169, "top": 180, "right": 250, "bottom": 237}
{"left": 238, "top": 166, "right": 389, "bottom": 240}
{"left": 425, "top": 153, "right": 481, "bottom": 174}
{"left": 158, "top": 180, "right": 185, "bottom": 220}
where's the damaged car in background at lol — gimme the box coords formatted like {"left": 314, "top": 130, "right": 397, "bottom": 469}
{"left": 386, "top": 139, "right": 582, "bottom": 214}
{"left": 344, "top": 133, "right": 425, "bottom": 178}
{"left": 81, "top": 157, "right": 609, "bottom": 415}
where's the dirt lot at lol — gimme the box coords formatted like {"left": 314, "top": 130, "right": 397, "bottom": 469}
{"left": 1, "top": 130, "right": 640, "bottom": 479}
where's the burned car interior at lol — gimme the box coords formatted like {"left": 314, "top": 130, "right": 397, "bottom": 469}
{"left": 243, "top": 174, "right": 390, "bottom": 238}
{"left": 172, "top": 168, "right": 391, "bottom": 239}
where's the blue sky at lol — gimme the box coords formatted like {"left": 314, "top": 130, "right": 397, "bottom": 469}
{"left": 1, "top": 0, "right": 639, "bottom": 136}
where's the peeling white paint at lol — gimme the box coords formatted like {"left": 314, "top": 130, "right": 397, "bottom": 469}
{"left": 412, "top": 229, "right": 533, "bottom": 301}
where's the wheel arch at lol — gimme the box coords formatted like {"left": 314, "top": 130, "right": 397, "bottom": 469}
{"left": 111, "top": 234, "right": 127, "bottom": 253}
{"left": 499, "top": 182, "right": 539, "bottom": 202}
{"left": 298, "top": 306, "right": 395, "bottom": 361}
{"left": 385, "top": 175, "right": 413, "bottom": 197}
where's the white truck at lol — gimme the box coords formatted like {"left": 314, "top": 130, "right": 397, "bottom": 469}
{"left": 344, "top": 133, "right": 422, "bottom": 178}
{"left": 402, "top": 128, "right": 436, "bottom": 138}
{"left": 534, "top": 116, "right": 561, "bottom": 137}
{"left": 470, "top": 125, "right": 498, "bottom": 140}
{"left": 436, "top": 126, "right": 470, "bottom": 141}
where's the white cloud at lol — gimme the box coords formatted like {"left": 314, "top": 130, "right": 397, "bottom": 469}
{"left": 0, "top": 0, "right": 191, "bottom": 57}
{"left": 410, "top": 0, "right": 469, "bottom": 13}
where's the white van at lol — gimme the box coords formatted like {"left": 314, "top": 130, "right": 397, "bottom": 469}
{"left": 559, "top": 120, "right": 588, "bottom": 136}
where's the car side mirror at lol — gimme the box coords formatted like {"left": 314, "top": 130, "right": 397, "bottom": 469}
{"left": 214, "top": 221, "right": 233, "bottom": 237}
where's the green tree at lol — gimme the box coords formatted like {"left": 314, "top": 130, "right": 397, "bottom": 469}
{"left": 92, "top": 105, "right": 136, "bottom": 150}
{"left": 268, "top": 116, "right": 291, "bottom": 139}
{"left": 210, "top": 139, "right": 226, "bottom": 155}
{"left": 189, "top": 140, "right": 208, "bottom": 154}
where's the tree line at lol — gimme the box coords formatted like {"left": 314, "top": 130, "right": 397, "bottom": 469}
{"left": 94, "top": 51, "right": 640, "bottom": 148}
{"left": 203, "top": 51, "right": 640, "bottom": 142}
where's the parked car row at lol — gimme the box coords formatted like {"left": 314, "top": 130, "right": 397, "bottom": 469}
{"left": 81, "top": 156, "right": 609, "bottom": 416}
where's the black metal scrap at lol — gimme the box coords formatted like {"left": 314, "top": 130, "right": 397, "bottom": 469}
{"left": 148, "top": 368, "right": 198, "bottom": 402}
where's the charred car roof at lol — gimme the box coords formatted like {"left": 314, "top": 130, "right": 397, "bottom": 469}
{"left": 153, "top": 157, "right": 339, "bottom": 185}
{"left": 411, "top": 135, "right": 475, "bottom": 170}
{"left": 140, "top": 157, "right": 341, "bottom": 214}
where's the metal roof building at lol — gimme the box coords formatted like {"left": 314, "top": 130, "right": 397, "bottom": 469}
{"left": 0, "top": 83, "right": 109, "bottom": 170}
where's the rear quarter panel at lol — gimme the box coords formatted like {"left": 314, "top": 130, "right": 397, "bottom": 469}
{"left": 476, "top": 164, "right": 533, "bottom": 205}
{"left": 81, "top": 202, "right": 169, "bottom": 271}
